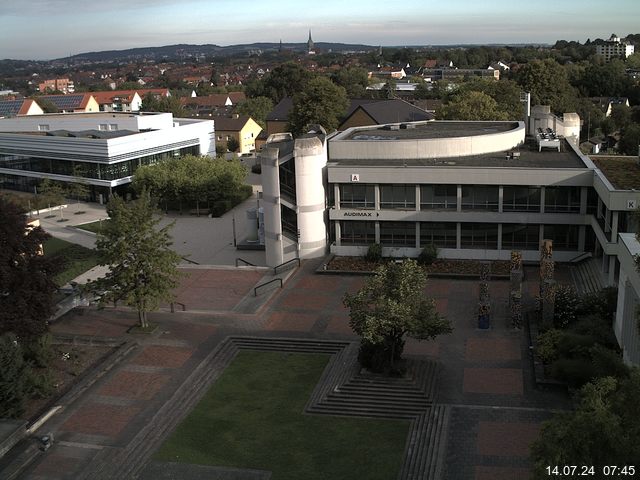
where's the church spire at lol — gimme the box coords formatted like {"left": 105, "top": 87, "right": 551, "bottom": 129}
{"left": 307, "top": 29, "right": 315, "bottom": 55}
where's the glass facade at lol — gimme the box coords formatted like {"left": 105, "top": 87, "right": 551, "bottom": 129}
{"left": 339, "top": 184, "right": 375, "bottom": 209}
{"left": 420, "top": 222, "right": 457, "bottom": 248}
{"left": 340, "top": 221, "right": 375, "bottom": 245}
{"left": 0, "top": 146, "right": 199, "bottom": 182}
{"left": 461, "top": 223, "right": 499, "bottom": 249}
{"left": 503, "top": 186, "right": 541, "bottom": 212}
{"left": 380, "top": 184, "right": 415, "bottom": 209}
{"left": 279, "top": 159, "right": 296, "bottom": 201}
{"left": 420, "top": 185, "right": 457, "bottom": 210}
{"left": 502, "top": 224, "right": 540, "bottom": 250}
{"left": 281, "top": 205, "right": 298, "bottom": 240}
{"left": 380, "top": 222, "right": 416, "bottom": 247}
{"left": 543, "top": 224, "right": 579, "bottom": 250}
{"left": 461, "top": 186, "right": 499, "bottom": 211}
{"left": 544, "top": 186, "right": 581, "bottom": 213}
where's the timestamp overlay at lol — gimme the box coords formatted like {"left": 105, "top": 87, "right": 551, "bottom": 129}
{"left": 546, "top": 466, "right": 637, "bottom": 477}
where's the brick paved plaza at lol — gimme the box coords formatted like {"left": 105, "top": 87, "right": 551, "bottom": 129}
{"left": 12, "top": 263, "right": 571, "bottom": 480}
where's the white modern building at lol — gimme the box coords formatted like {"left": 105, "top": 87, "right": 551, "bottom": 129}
{"left": 596, "top": 34, "right": 635, "bottom": 61}
{"left": 0, "top": 112, "right": 215, "bottom": 202}
{"left": 259, "top": 114, "right": 640, "bottom": 365}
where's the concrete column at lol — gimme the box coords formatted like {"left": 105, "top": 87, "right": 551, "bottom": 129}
{"left": 498, "top": 186, "right": 504, "bottom": 213}
{"left": 578, "top": 225, "right": 586, "bottom": 252}
{"left": 456, "top": 222, "right": 461, "bottom": 249}
{"left": 415, "top": 185, "right": 420, "bottom": 212}
{"left": 580, "top": 187, "right": 588, "bottom": 215}
{"left": 260, "top": 146, "right": 284, "bottom": 267}
{"left": 335, "top": 221, "right": 341, "bottom": 247}
{"left": 539, "top": 224, "right": 545, "bottom": 247}
{"left": 375, "top": 221, "right": 380, "bottom": 244}
{"left": 540, "top": 186, "right": 546, "bottom": 213}
{"left": 611, "top": 211, "right": 619, "bottom": 242}
{"left": 415, "top": 222, "right": 420, "bottom": 249}
{"left": 497, "top": 223, "right": 503, "bottom": 250}
{"left": 294, "top": 136, "right": 328, "bottom": 260}
{"left": 608, "top": 255, "right": 616, "bottom": 286}
{"left": 334, "top": 184, "right": 340, "bottom": 209}
{"left": 457, "top": 185, "right": 462, "bottom": 212}
{"left": 374, "top": 185, "right": 380, "bottom": 211}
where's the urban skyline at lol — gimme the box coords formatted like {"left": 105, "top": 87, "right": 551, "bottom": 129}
{"left": 1, "top": 0, "right": 638, "bottom": 60}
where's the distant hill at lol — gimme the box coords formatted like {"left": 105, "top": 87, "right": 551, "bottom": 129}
{"left": 55, "top": 42, "right": 378, "bottom": 63}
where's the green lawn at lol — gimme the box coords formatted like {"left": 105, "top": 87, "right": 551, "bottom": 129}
{"left": 43, "top": 237, "right": 100, "bottom": 286}
{"left": 155, "top": 351, "right": 409, "bottom": 480}
{"left": 75, "top": 219, "right": 110, "bottom": 234}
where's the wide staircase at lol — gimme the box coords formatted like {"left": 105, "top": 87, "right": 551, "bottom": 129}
{"left": 569, "top": 257, "right": 606, "bottom": 295}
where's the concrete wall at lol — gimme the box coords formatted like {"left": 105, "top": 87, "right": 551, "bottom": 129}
{"left": 330, "top": 121, "right": 525, "bottom": 160}
{"left": 615, "top": 233, "right": 640, "bottom": 366}
{"left": 0, "top": 112, "right": 176, "bottom": 132}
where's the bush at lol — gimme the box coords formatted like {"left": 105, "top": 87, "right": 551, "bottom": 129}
{"left": 549, "top": 357, "right": 596, "bottom": 388}
{"left": 0, "top": 334, "right": 28, "bottom": 418}
{"left": 553, "top": 284, "right": 580, "bottom": 328}
{"left": 417, "top": 244, "right": 438, "bottom": 266}
{"left": 364, "top": 243, "right": 382, "bottom": 263}
{"left": 23, "top": 333, "right": 54, "bottom": 369}
{"left": 577, "top": 286, "right": 618, "bottom": 319}
{"left": 569, "top": 314, "right": 617, "bottom": 348}
{"left": 24, "top": 367, "right": 54, "bottom": 399}
{"left": 556, "top": 331, "right": 598, "bottom": 358}
{"left": 537, "top": 329, "right": 563, "bottom": 364}
{"left": 210, "top": 200, "right": 232, "bottom": 217}
{"left": 590, "top": 345, "right": 629, "bottom": 380}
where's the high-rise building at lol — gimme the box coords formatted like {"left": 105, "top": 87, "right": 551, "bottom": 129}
{"left": 596, "top": 34, "right": 635, "bottom": 61}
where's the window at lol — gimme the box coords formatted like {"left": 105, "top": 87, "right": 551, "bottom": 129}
{"left": 37, "top": 124, "right": 50, "bottom": 132}
{"left": 503, "top": 186, "right": 541, "bottom": 212}
{"left": 420, "top": 222, "right": 457, "bottom": 248}
{"left": 108, "top": 124, "right": 118, "bottom": 131}
{"left": 460, "top": 223, "right": 498, "bottom": 249}
{"left": 279, "top": 160, "right": 296, "bottom": 201}
{"left": 380, "top": 222, "right": 416, "bottom": 247}
{"left": 543, "top": 224, "right": 579, "bottom": 250}
{"left": 340, "top": 221, "right": 375, "bottom": 245}
{"left": 281, "top": 205, "right": 298, "bottom": 241}
{"left": 544, "top": 186, "right": 581, "bottom": 213}
{"left": 339, "top": 184, "right": 375, "bottom": 209}
{"left": 461, "top": 186, "right": 498, "bottom": 211}
{"left": 98, "top": 124, "right": 108, "bottom": 131}
{"left": 420, "top": 185, "right": 457, "bottom": 210}
{"left": 502, "top": 224, "right": 540, "bottom": 250}
{"left": 380, "top": 184, "right": 415, "bottom": 209}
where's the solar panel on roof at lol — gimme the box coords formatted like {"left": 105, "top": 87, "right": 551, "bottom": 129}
{"left": 42, "top": 95, "right": 84, "bottom": 109}
{"left": 0, "top": 100, "right": 23, "bottom": 117}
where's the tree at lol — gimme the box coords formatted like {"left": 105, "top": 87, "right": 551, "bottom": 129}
{"left": 0, "top": 196, "right": 59, "bottom": 340}
{"left": 0, "top": 334, "right": 28, "bottom": 418}
{"left": 331, "top": 66, "right": 370, "bottom": 98}
{"left": 87, "top": 192, "right": 182, "bottom": 328}
{"left": 38, "top": 178, "right": 65, "bottom": 209}
{"left": 288, "top": 77, "right": 349, "bottom": 136}
{"left": 515, "top": 58, "right": 577, "bottom": 113}
{"left": 610, "top": 104, "right": 632, "bottom": 131}
{"left": 67, "top": 165, "right": 90, "bottom": 211}
{"left": 141, "top": 94, "right": 186, "bottom": 117}
{"left": 438, "top": 90, "right": 509, "bottom": 121}
{"left": 226, "top": 136, "right": 240, "bottom": 153}
{"left": 618, "top": 124, "right": 640, "bottom": 156}
{"left": 531, "top": 371, "right": 640, "bottom": 478}
{"left": 34, "top": 97, "right": 59, "bottom": 113}
{"left": 343, "top": 260, "right": 452, "bottom": 373}
{"left": 235, "top": 96, "right": 274, "bottom": 129}
{"left": 246, "top": 62, "right": 315, "bottom": 104}
{"left": 579, "top": 60, "right": 632, "bottom": 97}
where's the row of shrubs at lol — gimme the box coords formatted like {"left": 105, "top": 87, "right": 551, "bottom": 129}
{"left": 537, "top": 286, "right": 626, "bottom": 388}
{"left": 364, "top": 243, "right": 439, "bottom": 266}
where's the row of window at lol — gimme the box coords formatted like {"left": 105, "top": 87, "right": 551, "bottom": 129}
{"left": 339, "top": 221, "right": 580, "bottom": 250}
{"left": 0, "top": 146, "right": 200, "bottom": 181}
{"left": 338, "top": 184, "right": 583, "bottom": 213}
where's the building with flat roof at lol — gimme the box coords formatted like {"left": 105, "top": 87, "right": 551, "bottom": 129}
{"left": 0, "top": 112, "right": 215, "bottom": 202}
{"left": 596, "top": 34, "right": 635, "bottom": 62}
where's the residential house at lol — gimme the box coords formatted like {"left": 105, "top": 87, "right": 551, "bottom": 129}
{"left": 0, "top": 99, "right": 44, "bottom": 118}
{"left": 590, "top": 97, "right": 630, "bottom": 117}
{"left": 92, "top": 91, "right": 143, "bottom": 112}
{"left": 214, "top": 114, "right": 262, "bottom": 154}
{"left": 38, "top": 78, "right": 75, "bottom": 94}
{"left": 36, "top": 94, "right": 100, "bottom": 113}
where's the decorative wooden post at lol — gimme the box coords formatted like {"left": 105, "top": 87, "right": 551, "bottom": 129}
{"left": 539, "top": 239, "right": 555, "bottom": 329}
{"left": 478, "top": 261, "right": 491, "bottom": 329}
{"left": 510, "top": 250, "right": 523, "bottom": 329}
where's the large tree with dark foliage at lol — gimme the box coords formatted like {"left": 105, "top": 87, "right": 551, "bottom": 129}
{"left": 0, "top": 196, "right": 59, "bottom": 340}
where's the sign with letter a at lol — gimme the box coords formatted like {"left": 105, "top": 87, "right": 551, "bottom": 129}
{"left": 350, "top": 174, "right": 360, "bottom": 182}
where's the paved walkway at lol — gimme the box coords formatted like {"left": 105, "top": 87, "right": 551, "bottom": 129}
{"left": 11, "top": 261, "right": 570, "bottom": 480}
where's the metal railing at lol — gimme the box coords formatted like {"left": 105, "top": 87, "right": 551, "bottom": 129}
{"left": 170, "top": 302, "right": 186, "bottom": 313}
{"left": 235, "top": 257, "right": 256, "bottom": 267}
{"left": 273, "top": 257, "right": 300, "bottom": 275}
{"left": 254, "top": 278, "right": 283, "bottom": 296}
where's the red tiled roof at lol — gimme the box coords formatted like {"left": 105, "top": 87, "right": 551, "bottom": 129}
{"left": 91, "top": 90, "right": 138, "bottom": 105}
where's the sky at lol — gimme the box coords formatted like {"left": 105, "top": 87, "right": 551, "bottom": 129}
{"left": 1, "top": 0, "right": 639, "bottom": 60}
